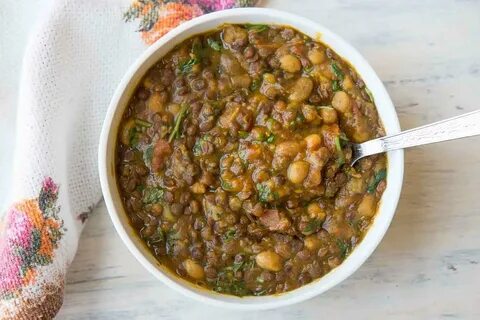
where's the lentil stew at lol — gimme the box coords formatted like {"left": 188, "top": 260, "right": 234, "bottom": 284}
{"left": 116, "top": 24, "right": 387, "bottom": 296}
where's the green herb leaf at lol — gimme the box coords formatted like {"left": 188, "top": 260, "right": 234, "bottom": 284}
{"left": 168, "top": 103, "right": 188, "bottom": 143}
{"left": 179, "top": 58, "right": 199, "bottom": 74}
{"left": 332, "top": 80, "right": 341, "bottom": 92}
{"left": 331, "top": 62, "right": 344, "bottom": 80}
{"left": 367, "top": 169, "right": 387, "bottom": 193}
{"left": 302, "top": 219, "right": 323, "bottom": 236}
{"left": 223, "top": 229, "right": 236, "bottom": 242}
{"left": 147, "top": 226, "right": 165, "bottom": 244}
{"left": 134, "top": 118, "right": 152, "bottom": 128}
{"left": 245, "top": 24, "right": 269, "bottom": 33}
{"left": 143, "top": 144, "right": 154, "bottom": 165}
{"left": 266, "top": 134, "right": 276, "bottom": 144}
{"left": 193, "top": 134, "right": 212, "bottom": 156}
{"left": 238, "top": 131, "right": 249, "bottom": 139}
{"left": 142, "top": 187, "right": 164, "bottom": 204}
{"left": 213, "top": 278, "right": 249, "bottom": 296}
{"left": 336, "top": 239, "right": 349, "bottom": 258}
{"left": 256, "top": 183, "right": 277, "bottom": 203}
{"left": 334, "top": 136, "right": 345, "bottom": 166}
{"left": 220, "top": 178, "right": 233, "bottom": 191}
{"left": 250, "top": 78, "right": 261, "bottom": 91}
{"left": 232, "top": 261, "right": 244, "bottom": 273}
{"left": 207, "top": 38, "right": 222, "bottom": 51}
{"left": 304, "top": 66, "right": 314, "bottom": 74}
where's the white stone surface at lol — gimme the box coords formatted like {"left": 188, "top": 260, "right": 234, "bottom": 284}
{"left": 1, "top": 0, "right": 480, "bottom": 319}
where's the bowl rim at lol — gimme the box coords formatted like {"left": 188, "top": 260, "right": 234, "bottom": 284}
{"left": 99, "top": 7, "right": 404, "bottom": 310}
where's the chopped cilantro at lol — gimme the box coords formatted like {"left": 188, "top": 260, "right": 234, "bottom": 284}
{"left": 142, "top": 187, "right": 164, "bottom": 204}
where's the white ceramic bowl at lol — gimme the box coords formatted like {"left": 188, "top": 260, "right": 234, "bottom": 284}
{"left": 99, "top": 8, "right": 404, "bottom": 310}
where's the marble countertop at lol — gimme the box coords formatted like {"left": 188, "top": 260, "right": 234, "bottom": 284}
{"left": 1, "top": 0, "right": 480, "bottom": 319}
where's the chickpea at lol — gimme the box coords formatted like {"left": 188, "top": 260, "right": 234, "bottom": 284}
{"left": 332, "top": 91, "right": 351, "bottom": 114}
{"left": 231, "top": 74, "right": 252, "bottom": 89}
{"left": 147, "top": 92, "right": 165, "bottom": 112}
{"left": 304, "top": 236, "right": 321, "bottom": 251}
{"left": 304, "top": 134, "right": 322, "bottom": 150}
{"left": 319, "top": 107, "right": 338, "bottom": 124}
{"left": 191, "top": 182, "right": 206, "bottom": 194}
{"left": 228, "top": 177, "right": 244, "bottom": 192}
{"left": 307, "top": 202, "right": 326, "bottom": 221}
{"left": 183, "top": 259, "right": 205, "bottom": 280}
{"left": 342, "top": 76, "right": 354, "bottom": 90}
{"left": 256, "top": 250, "right": 283, "bottom": 272}
{"left": 229, "top": 196, "right": 242, "bottom": 211}
{"left": 275, "top": 141, "right": 301, "bottom": 157}
{"left": 357, "top": 194, "right": 377, "bottom": 217}
{"left": 280, "top": 54, "right": 301, "bottom": 73}
{"left": 151, "top": 203, "right": 163, "bottom": 216}
{"left": 302, "top": 104, "right": 320, "bottom": 123}
{"left": 308, "top": 48, "right": 326, "bottom": 65}
{"left": 287, "top": 161, "right": 310, "bottom": 184}
{"left": 289, "top": 77, "right": 313, "bottom": 102}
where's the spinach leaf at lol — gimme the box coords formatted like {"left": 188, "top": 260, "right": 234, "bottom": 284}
{"left": 367, "top": 169, "right": 387, "bottom": 193}
{"left": 332, "top": 80, "right": 341, "bottom": 92}
{"left": 134, "top": 118, "right": 152, "bottom": 128}
{"left": 331, "top": 62, "right": 344, "bottom": 80}
{"left": 245, "top": 24, "right": 269, "bottom": 33}
{"left": 207, "top": 38, "right": 222, "bottom": 51}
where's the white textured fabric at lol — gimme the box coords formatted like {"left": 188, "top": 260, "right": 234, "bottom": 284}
{"left": 0, "top": 0, "right": 146, "bottom": 318}
{"left": 13, "top": 0, "right": 143, "bottom": 259}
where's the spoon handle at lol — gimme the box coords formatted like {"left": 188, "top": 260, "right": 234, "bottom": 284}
{"left": 355, "top": 109, "right": 480, "bottom": 159}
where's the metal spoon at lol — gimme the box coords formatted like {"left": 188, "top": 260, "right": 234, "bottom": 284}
{"left": 350, "top": 109, "right": 480, "bottom": 165}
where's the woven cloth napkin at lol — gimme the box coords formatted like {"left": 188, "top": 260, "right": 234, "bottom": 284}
{"left": 0, "top": 1, "right": 257, "bottom": 318}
